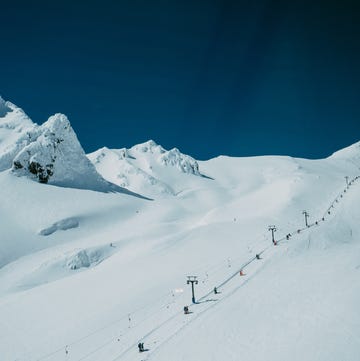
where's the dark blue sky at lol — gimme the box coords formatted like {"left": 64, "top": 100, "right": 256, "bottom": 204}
{"left": 1, "top": 0, "right": 359, "bottom": 159}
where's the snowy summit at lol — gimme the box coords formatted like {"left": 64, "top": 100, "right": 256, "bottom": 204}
{"left": 88, "top": 140, "right": 202, "bottom": 197}
{"left": 0, "top": 97, "right": 140, "bottom": 193}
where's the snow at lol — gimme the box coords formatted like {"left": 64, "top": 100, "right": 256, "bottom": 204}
{"left": 10, "top": 113, "right": 131, "bottom": 192}
{"left": 0, "top": 96, "right": 34, "bottom": 171}
{"left": 88, "top": 140, "right": 202, "bottom": 198}
{"left": 0, "top": 98, "right": 139, "bottom": 193}
{"left": 0, "top": 96, "right": 359, "bottom": 361}
{"left": 39, "top": 217, "right": 80, "bottom": 236}
{"left": 330, "top": 140, "right": 360, "bottom": 162}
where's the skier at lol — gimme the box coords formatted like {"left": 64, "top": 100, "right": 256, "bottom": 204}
{"left": 214, "top": 287, "right": 218, "bottom": 294}
{"left": 138, "top": 343, "right": 143, "bottom": 353}
{"left": 256, "top": 254, "right": 261, "bottom": 260}
{"left": 184, "top": 306, "right": 189, "bottom": 314}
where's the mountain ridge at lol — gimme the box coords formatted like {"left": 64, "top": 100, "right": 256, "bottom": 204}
{"left": 1, "top": 96, "right": 360, "bottom": 197}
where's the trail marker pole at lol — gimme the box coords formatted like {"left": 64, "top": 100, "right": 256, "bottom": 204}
{"left": 187, "top": 276, "right": 198, "bottom": 304}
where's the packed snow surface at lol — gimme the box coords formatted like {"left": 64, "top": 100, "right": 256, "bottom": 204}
{"left": 0, "top": 96, "right": 359, "bottom": 361}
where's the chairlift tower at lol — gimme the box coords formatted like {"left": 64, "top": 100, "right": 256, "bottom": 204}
{"left": 187, "top": 276, "right": 198, "bottom": 304}
{"left": 303, "top": 210, "right": 309, "bottom": 227}
{"left": 268, "top": 225, "right": 277, "bottom": 245}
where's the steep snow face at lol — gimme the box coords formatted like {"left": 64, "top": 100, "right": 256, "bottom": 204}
{"left": 0, "top": 96, "right": 35, "bottom": 171}
{"left": 159, "top": 147, "right": 200, "bottom": 174}
{"left": 88, "top": 140, "right": 202, "bottom": 198}
{"left": 0, "top": 97, "right": 135, "bottom": 192}
{"left": 10, "top": 113, "right": 117, "bottom": 190}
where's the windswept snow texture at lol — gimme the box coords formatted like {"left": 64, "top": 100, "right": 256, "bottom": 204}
{"left": 0, "top": 97, "right": 360, "bottom": 361}
{"left": 88, "top": 140, "right": 203, "bottom": 198}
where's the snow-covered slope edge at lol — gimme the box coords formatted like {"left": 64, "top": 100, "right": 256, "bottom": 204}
{"left": 329, "top": 140, "right": 360, "bottom": 162}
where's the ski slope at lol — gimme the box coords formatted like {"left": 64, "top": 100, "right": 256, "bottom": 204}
{"left": 139, "top": 179, "right": 360, "bottom": 361}
{"left": 1, "top": 154, "right": 359, "bottom": 361}
{"left": 0, "top": 97, "right": 359, "bottom": 361}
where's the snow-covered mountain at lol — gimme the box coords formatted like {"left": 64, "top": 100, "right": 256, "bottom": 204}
{"left": 11, "top": 113, "right": 112, "bottom": 190}
{"left": 88, "top": 140, "right": 202, "bottom": 198}
{"left": 1, "top": 96, "right": 360, "bottom": 361}
{"left": 0, "top": 96, "right": 138, "bottom": 193}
